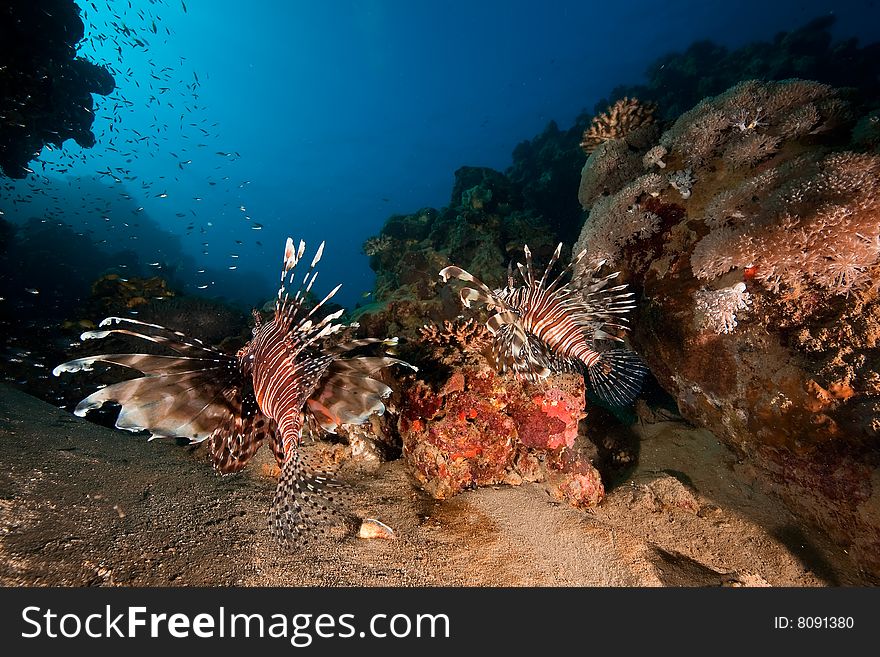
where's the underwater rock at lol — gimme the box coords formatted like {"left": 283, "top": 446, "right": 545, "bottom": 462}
{"left": 134, "top": 295, "right": 251, "bottom": 349}
{"left": 90, "top": 273, "right": 174, "bottom": 311}
{"left": 398, "top": 345, "right": 603, "bottom": 508}
{"left": 506, "top": 120, "right": 587, "bottom": 244}
{"left": 0, "top": 0, "right": 115, "bottom": 177}
{"left": 400, "top": 370, "right": 519, "bottom": 499}
{"left": 851, "top": 110, "right": 880, "bottom": 153}
{"left": 508, "top": 385, "right": 584, "bottom": 451}
{"left": 355, "top": 167, "right": 560, "bottom": 343}
{"left": 574, "top": 77, "right": 880, "bottom": 574}
{"left": 449, "top": 166, "right": 513, "bottom": 212}
{"left": 543, "top": 445, "right": 605, "bottom": 508}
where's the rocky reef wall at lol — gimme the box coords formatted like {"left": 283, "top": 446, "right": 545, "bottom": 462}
{"left": 0, "top": 0, "right": 115, "bottom": 177}
{"left": 574, "top": 78, "right": 880, "bottom": 575}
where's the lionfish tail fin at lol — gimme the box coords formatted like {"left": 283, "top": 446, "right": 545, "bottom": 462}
{"left": 269, "top": 450, "right": 355, "bottom": 546}
{"left": 587, "top": 348, "right": 648, "bottom": 407}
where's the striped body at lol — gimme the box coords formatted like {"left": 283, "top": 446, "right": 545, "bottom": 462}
{"left": 498, "top": 285, "right": 604, "bottom": 368}
{"left": 440, "top": 243, "right": 647, "bottom": 405}
{"left": 247, "top": 318, "right": 321, "bottom": 453}
{"left": 55, "top": 238, "right": 411, "bottom": 545}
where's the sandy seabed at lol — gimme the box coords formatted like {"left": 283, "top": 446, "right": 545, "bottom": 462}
{"left": 0, "top": 384, "right": 867, "bottom": 586}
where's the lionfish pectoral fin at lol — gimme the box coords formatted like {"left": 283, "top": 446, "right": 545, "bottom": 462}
{"left": 269, "top": 450, "right": 356, "bottom": 546}
{"left": 438, "top": 265, "right": 469, "bottom": 283}
{"left": 586, "top": 349, "right": 648, "bottom": 407}
{"left": 306, "top": 398, "right": 343, "bottom": 433}
{"left": 55, "top": 319, "right": 248, "bottom": 444}
{"left": 439, "top": 266, "right": 501, "bottom": 309}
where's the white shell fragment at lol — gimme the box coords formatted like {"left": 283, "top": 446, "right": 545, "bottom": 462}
{"left": 357, "top": 518, "right": 396, "bottom": 540}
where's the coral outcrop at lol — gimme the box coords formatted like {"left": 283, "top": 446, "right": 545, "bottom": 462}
{"left": 574, "top": 77, "right": 880, "bottom": 574}
{"left": 398, "top": 351, "right": 603, "bottom": 508}
{"left": 579, "top": 97, "right": 657, "bottom": 154}
{"left": 0, "top": 0, "right": 115, "bottom": 177}
{"left": 89, "top": 274, "right": 174, "bottom": 312}
{"left": 354, "top": 165, "right": 561, "bottom": 341}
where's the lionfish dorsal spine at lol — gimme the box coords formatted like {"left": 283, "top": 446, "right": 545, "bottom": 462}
{"left": 537, "top": 242, "right": 563, "bottom": 289}
{"left": 522, "top": 243, "right": 534, "bottom": 285}
{"left": 542, "top": 246, "right": 587, "bottom": 295}
{"left": 516, "top": 261, "right": 530, "bottom": 287}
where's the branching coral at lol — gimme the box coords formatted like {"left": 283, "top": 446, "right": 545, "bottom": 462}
{"left": 579, "top": 97, "right": 657, "bottom": 154}
{"left": 694, "top": 283, "right": 752, "bottom": 334}
{"left": 722, "top": 133, "right": 781, "bottom": 169}
{"left": 662, "top": 107, "right": 731, "bottom": 167}
{"left": 690, "top": 226, "right": 748, "bottom": 281}
{"left": 577, "top": 139, "right": 643, "bottom": 210}
{"left": 668, "top": 168, "right": 696, "bottom": 199}
{"left": 690, "top": 153, "right": 880, "bottom": 296}
{"left": 703, "top": 169, "right": 780, "bottom": 229}
{"left": 760, "top": 80, "right": 833, "bottom": 119}
{"left": 660, "top": 79, "right": 842, "bottom": 169}
{"left": 418, "top": 317, "right": 492, "bottom": 354}
{"left": 643, "top": 145, "right": 668, "bottom": 169}
{"left": 777, "top": 103, "right": 821, "bottom": 139}
{"left": 362, "top": 234, "right": 393, "bottom": 256}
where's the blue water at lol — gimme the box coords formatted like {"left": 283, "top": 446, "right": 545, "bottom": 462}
{"left": 3, "top": 0, "right": 879, "bottom": 308}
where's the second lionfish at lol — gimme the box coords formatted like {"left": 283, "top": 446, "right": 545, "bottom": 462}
{"left": 439, "top": 243, "right": 647, "bottom": 405}
{"left": 54, "top": 238, "right": 412, "bottom": 545}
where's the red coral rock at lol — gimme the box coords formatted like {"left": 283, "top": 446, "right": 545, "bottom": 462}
{"left": 400, "top": 364, "right": 601, "bottom": 507}
{"left": 509, "top": 385, "right": 585, "bottom": 451}
{"left": 545, "top": 447, "right": 605, "bottom": 508}
{"left": 400, "top": 373, "right": 517, "bottom": 499}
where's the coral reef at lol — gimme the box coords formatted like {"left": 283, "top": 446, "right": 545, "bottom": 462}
{"left": 693, "top": 282, "right": 751, "bottom": 334}
{"left": 362, "top": 234, "right": 393, "bottom": 257}
{"left": 89, "top": 274, "right": 174, "bottom": 312}
{"left": 668, "top": 168, "right": 695, "bottom": 199}
{"left": 506, "top": 121, "right": 591, "bottom": 244}
{"left": 0, "top": 0, "right": 115, "bottom": 177}
{"left": 851, "top": 110, "right": 880, "bottom": 153}
{"left": 576, "top": 173, "right": 668, "bottom": 266}
{"left": 574, "top": 77, "right": 880, "bottom": 574}
{"left": 398, "top": 352, "right": 603, "bottom": 508}
{"left": 643, "top": 145, "right": 668, "bottom": 169}
{"left": 353, "top": 165, "right": 561, "bottom": 342}
{"left": 135, "top": 295, "right": 250, "bottom": 349}
{"left": 579, "top": 97, "right": 657, "bottom": 154}
{"left": 417, "top": 317, "right": 492, "bottom": 363}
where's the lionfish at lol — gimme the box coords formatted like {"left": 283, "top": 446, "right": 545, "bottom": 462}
{"left": 439, "top": 243, "right": 647, "bottom": 405}
{"left": 54, "top": 238, "right": 412, "bottom": 544}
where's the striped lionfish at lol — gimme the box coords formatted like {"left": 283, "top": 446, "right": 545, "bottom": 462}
{"left": 439, "top": 243, "right": 647, "bottom": 405}
{"left": 54, "top": 238, "right": 412, "bottom": 545}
